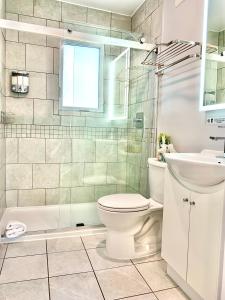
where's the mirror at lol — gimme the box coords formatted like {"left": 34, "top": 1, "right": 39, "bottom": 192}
{"left": 200, "top": 0, "right": 225, "bottom": 111}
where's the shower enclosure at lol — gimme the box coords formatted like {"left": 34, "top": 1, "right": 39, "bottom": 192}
{"left": 0, "top": 2, "right": 157, "bottom": 240}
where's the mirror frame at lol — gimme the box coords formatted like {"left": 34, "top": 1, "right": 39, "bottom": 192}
{"left": 199, "top": 0, "right": 225, "bottom": 111}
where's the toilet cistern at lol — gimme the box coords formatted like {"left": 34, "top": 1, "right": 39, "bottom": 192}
{"left": 209, "top": 136, "right": 225, "bottom": 158}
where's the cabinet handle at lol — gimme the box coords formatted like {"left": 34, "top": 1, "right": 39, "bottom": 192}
{"left": 190, "top": 201, "right": 195, "bottom": 206}
{"left": 183, "top": 198, "right": 189, "bottom": 202}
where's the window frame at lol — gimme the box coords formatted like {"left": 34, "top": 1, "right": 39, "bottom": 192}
{"left": 59, "top": 40, "right": 104, "bottom": 113}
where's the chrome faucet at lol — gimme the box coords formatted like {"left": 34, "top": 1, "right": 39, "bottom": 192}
{"left": 209, "top": 136, "right": 225, "bottom": 158}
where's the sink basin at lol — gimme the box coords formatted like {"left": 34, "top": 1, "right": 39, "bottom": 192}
{"left": 165, "top": 150, "right": 225, "bottom": 187}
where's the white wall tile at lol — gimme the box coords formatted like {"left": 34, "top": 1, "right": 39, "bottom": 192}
{"left": 33, "top": 164, "right": 60, "bottom": 188}
{"left": 18, "top": 189, "right": 45, "bottom": 206}
{"left": 6, "top": 138, "right": 18, "bottom": 163}
{"left": 72, "top": 139, "right": 95, "bottom": 162}
{"left": 87, "top": 8, "right": 111, "bottom": 27}
{"left": 6, "top": 97, "right": 33, "bottom": 124}
{"left": 34, "top": 0, "right": 61, "bottom": 21}
{"left": 151, "top": 6, "right": 162, "bottom": 41}
{"left": 46, "top": 139, "right": 71, "bottom": 163}
{"left": 6, "top": 41, "right": 25, "bottom": 70}
{"left": 19, "top": 138, "right": 45, "bottom": 163}
{"left": 61, "top": 116, "right": 85, "bottom": 127}
{"left": 53, "top": 48, "right": 59, "bottom": 74}
{"left": 6, "top": 190, "right": 17, "bottom": 207}
{"left": 22, "top": 72, "right": 47, "bottom": 100}
{"left": 34, "top": 99, "right": 60, "bottom": 125}
{"left": 47, "top": 20, "right": 61, "bottom": 48}
{"left": 46, "top": 188, "right": 70, "bottom": 205}
{"left": 19, "top": 15, "right": 47, "bottom": 46}
{"left": 6, "top": 13, "right": 19, "bottom": 42}
{"left": 62, "top": 3, "right": 87, "bottom": 24}
{"left": 6, "top": 0, "right": 34, "bottom": 16}
{"left": 60, "top": 163, "right": 84, "bottom": 187}
{"left": 47, "top": 74, "right": 59, "bottom": 100}
{"left": 6, "top": 164, "right": 32, "bottom": 190}
{"left": 111, "top": 14, "right": 131, "bottom": 31}
{"left": 145, "top": 0, "right": 159, "bottom": 18}
{"left": 26, "top": 44, "right": 53, "bottom": 73}
{"left": 84, "top": 163, "right": 107, "bottom": 185}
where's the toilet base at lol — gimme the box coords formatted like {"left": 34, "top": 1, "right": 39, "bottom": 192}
{"left": 103, "top": 234, "right": 161, "bottom": 260}
{"left": 103, "top": 209, "right": 163, "bottom": 260}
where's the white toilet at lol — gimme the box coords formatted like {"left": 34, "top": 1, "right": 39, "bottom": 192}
{"left": 97, "top": 158, "right": 166, "bottom": 260}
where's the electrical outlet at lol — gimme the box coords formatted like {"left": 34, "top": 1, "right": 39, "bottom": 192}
{"left": 207, "top": 117, "right": 225, "bottom": 125}
{"left": 207, "top": 118, "right": 214, "bottom": 124}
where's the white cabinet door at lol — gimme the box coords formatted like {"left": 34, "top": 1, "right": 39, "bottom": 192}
{"left": 187, "top": 189, "right": 224, "bottom": 300}
{"left": 162, "top": 169, "right": 190, "bottom": 280}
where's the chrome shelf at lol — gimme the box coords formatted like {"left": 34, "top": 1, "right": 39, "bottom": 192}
{"left": 142, "top": 40, "right": 201, "bottom": 74}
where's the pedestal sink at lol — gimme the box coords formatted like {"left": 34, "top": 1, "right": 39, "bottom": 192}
{"left": 165, "top": 150, "right": 225, "bottom": 187}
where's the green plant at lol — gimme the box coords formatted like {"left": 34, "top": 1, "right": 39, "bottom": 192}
{"left": 158, "top": 133, "right": 171, "bottom": 145}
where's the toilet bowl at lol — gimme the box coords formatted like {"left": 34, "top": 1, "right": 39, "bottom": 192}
{"left": 97, "top": 158, "right": 166, "bottom": 260}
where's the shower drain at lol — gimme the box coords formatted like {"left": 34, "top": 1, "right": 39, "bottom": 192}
{"left": 76, "top": 223, "right": 85, "bottom": 227}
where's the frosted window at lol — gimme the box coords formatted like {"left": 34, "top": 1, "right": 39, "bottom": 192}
{"left": 61, "top": 42, "right": 102, "bottom": 111}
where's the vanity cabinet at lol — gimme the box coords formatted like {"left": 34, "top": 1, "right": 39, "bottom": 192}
{"left": 162, "top": 169, "right": 224, "bottom": 300}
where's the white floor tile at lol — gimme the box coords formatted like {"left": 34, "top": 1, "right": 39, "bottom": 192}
{"left": 132, "top": 253, "right": 162, "bottom": 264}
{"left": 87, "top": 248, "right": 131, "bottom": 270}
{"left": 47, "top": 236, "right": 84, "bottom": 253}
{"left": 6, "top": 240, "right": 46, "bottom": 258}
{"left": 50, "top": 272, "right": 103, "bottom": 300}
{"left": 0, "top": 244, "right": 7, "bottom": 259}
{"left": 48, "top": 250, "right": 92, "bottom": 277}
{"left": 136, "top": 261, "right": 176, "bottom": 292}
{"left": 96, "top": 265, "right": 151, "bottom": 300}
{"left": 121, "top": 293, "right": 157, "bottom": 299}
{"left": 82, "top": 234, "right": 105, "bottom": 249}
{"left": 155, "top": 287, "right": 190, "bottom": 300}
{"left": 0, "top": 278, "right": 49, "bottom": 300}
{"left": 0, "top": 255, "right": 48, "bottom": 284}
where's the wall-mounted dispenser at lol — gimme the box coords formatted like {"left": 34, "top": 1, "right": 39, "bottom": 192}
{"left": 11, "top": 71, "right": 29, "bottom": 94}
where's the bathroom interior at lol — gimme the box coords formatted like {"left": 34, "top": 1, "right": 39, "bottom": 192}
{"left": 0, "top": 0, "right": 225, "bottom": 299}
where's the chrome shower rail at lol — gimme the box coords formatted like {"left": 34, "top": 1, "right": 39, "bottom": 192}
{"left": 142, "top": 40, "right": 202, "bottom": 74}
{"left": 0, "top": 19, "right": 154, "bottom": 51}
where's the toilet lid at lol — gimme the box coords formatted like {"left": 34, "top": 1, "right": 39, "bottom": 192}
{"left": 98, "top": 194, "right": 150, "bottom": 212}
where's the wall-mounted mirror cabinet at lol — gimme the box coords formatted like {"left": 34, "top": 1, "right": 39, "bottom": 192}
{"left": 200, "top": 0, "right": 225, "bottom": 111}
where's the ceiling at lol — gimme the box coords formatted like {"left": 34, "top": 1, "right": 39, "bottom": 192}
{"left": 208, "top": 0, "right": 225, "bottom": 32}
{"left": 57, "top": 0, "right": 145, "bottom": 16}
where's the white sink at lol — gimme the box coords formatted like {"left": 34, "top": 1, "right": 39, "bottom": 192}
{"left": 165, "top": 150, "right": 225, "bottom": 187}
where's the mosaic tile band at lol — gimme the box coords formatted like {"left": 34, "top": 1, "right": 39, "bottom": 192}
{"left": 5, "top": 124, "right": 155, "bottom": 141}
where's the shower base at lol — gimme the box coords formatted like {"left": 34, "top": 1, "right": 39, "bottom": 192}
{"left": 0, "top": 202, "right": 103, "bottom": 242}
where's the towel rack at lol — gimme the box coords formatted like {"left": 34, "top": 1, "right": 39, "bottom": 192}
{"left": 142, "top": 40, "right": 202, "bottom": 75}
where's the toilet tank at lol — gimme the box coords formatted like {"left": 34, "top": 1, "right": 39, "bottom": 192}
{"left": 148, "top": 158, "right": 166, "bottom": 204}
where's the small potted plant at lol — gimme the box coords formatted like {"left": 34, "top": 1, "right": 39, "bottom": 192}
{"left": 157, "top": 133, "right": 175, "bottom": 162}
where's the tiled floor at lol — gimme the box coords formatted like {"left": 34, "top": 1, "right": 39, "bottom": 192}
{"left": 0, "top": 234, "right": 190, "bottom": 300}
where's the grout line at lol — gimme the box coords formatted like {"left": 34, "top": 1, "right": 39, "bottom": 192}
{"left": 131, "top": 256, "right": 163, "bottom": 266}
{"left": 115, "top": 291, "right": 155, "bottom": 300}
{"left": 81, "top": 237, "right": 106, "bottom": 300}
{"left": 0, "top": 276, "right": 49, "bottom": 286}
{"left": 152, "top": 286, "right": 182, "bottom": 299}
{"left": 45, "top": 240, "right": 51, "bottom": 300}
{"left": 0, "top": 244, "right": 8, "bottom": 276}
{"left": 131, "top": 259, "right": 153, "bottom": 294}
{"left": 4, "top": 252, "right": 47, "bottom": 260}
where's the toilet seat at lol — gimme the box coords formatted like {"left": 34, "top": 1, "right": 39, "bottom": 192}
{"left": 98, "top": 194, "right": 151, "bottom": 212}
